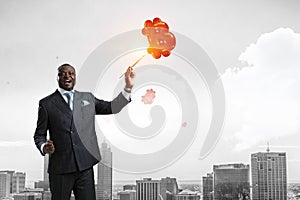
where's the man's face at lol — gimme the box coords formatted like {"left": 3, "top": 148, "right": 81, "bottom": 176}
{"left": 57, "top": 65, "right": 76, "bottom": 91}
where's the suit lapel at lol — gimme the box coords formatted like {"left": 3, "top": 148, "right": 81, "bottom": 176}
{"left": 73, "top": 91, "right": 83, "bottom": 116}
{"left": 50, "top": 90, "right": 73, "bottom": 120}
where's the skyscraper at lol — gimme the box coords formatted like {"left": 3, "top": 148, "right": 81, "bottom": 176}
{"left": 136, "top": 178, "right": 160, "bottom": 200}
{"left": 213, "top": 163, "right": 250, "bottom": 200}
{"left": 160, "top": 177, "right": 179, "bottom": 200}
{"left": 0, "top": 171, "right": 26, "bottom": 195}
{"left": 202, "top": 173, "right": 213, "bottom": 200}
{"left": 34, "top": 154, "right": 50, "bottom": 191}
{"left": 0, "top": 171, "right": 14, "bottom": 194}
{"left": 44, "top": 154, "right": 49, "bottom": 183}
{"left": 12, "top": 172, "right": 26, "bottom": 193}
{"left": 97, "top": 141, "right": 112, "bottom": 200}
{"left": 251, "top": 149, "right": 287, "bottom": 200}
{"left": 0, "top": 172, "right": 10, "bottom": 198}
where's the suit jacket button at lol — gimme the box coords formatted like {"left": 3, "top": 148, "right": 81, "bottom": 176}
{"left": 70, "top": 131, "right": 73, "bottom": 134}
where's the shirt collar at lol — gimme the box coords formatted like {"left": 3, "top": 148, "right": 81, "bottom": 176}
{"left": 58, "top": 87, "right": 75, "bottom": 96}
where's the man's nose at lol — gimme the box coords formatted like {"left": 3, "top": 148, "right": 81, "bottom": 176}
{"left": 64, "top": 73, "right": 71, "bottom": 78}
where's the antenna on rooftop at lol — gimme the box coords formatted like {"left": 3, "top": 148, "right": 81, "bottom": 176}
{"left": 266, "top": 142, "right": 270, "bottom": 152}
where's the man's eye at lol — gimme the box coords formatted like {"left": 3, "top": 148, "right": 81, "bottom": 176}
{"left": 58, "top": 72, "right": 75, "bottom": 76}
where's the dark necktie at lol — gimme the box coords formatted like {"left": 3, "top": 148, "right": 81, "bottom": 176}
{"left": 64, "top": 92, "right": 73, "bottom": 110}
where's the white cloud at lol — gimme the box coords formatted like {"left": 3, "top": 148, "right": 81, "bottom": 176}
{"left": 222, "top": 28, "right": 300, "bottom": 151}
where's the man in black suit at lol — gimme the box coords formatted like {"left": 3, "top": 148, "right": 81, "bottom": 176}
{"left": 34, "top": 63, "right": 135, "bottom": 200}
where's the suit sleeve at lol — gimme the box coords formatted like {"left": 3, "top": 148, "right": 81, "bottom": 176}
{"left": 94, "top": 92, "right": 130, "bottom": 115}
{"left": 33, "top": 101, "right": 48, "bottom": 156}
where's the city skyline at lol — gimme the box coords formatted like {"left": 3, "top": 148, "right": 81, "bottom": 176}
{"left": 1, "top": 0, "right": 300, "bottom": 188}
{"left": 0, "top": 148, "right": 295, "bottom": 199}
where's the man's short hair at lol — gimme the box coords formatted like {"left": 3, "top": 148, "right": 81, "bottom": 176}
{"left": 57, "top": 63, "right": 76, "bottom": 73}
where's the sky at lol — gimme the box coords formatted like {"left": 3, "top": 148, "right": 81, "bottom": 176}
{"left": 1, "top": 0, "right": 300, "bottom": 187}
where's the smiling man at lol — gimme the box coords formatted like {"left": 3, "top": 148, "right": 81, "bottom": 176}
{"left": 34, "top": 63, "right": 135, "bottom": 200}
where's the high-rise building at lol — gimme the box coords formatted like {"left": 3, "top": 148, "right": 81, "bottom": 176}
{"left": 175, "top": 190, "right": 200, "bottom": 200}
{"left": 97, "top": 141, "right": 112, "bottom": 200}
{"left": 34, "top": 154, "right": 50, "bottom": 192}
{"left": 202, "top": 173, "right": 213, "bottom": 200}
{"left": 0, "top": 171, "right": 26, "bottom": 195}
{"left": 0, "top": 172, "right": 11, "bottom": 198}
{"left": 160, "top": 177, "right": 178, "bottom": 200}
{"left": 136, "top": 178, "right": 160, "bottom": 200}
{"left": 213, "top": 163, "right": 250, "bottom": 200}
{"left": 251, "top": 149, "right": 287, "bottom": 200}
{"left": 0, "top": 171, "right": 14, "bottom": 194}
{"left": 12, "top": 172, "right": 26, "bottom": 193}
{"left": 44, "top": 154, "right": 49, "bottom": 183}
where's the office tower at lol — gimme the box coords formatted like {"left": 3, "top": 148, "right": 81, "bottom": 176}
{"left": 12, "top": 172, "right": 26, "bottom": 193}
{"left": 0, "top": 171, "right": 26, "bottom": 194}
{"left": 44, "top": 154, "right": 49, "bottom": 183}
{"left": 160, "top": 177, "right": 179, "bottom": 200}
{"left": 202, "top": 173, "right": 213, "bottom": 200}
{"left": 118, "top": 190, "right": 136, "bottom": 200}
{"left": 97, "top": 141, "right": 112, "bottom": 200}
{"left": 213, "top": 163, "right": 250, "bottom": 200}
{"left": 175, "top": 190, "right": 200, "bottom": 200}
{"left": 136, "top": 178, "right": 160, "bottom": 200}
{"left": 251, "top": 148, "right": 287, "bottom": 200}
{"left": 34, "top": 154, "right": 50, "bottom": 191}
{"left": 0, "top": 172, "right": 10, "bottom": 198}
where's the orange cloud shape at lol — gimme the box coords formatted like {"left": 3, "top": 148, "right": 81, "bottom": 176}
{"left": 142, "top": 17, "right": 176, "bottom": 59}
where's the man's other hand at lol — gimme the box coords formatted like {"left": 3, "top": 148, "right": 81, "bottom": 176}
{"left": 43, "top": 140, "right": 55, "bottom": 154}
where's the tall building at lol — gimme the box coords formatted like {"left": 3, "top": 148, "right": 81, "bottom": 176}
{"left": 0, "top": 171, "right": 14, "bottom": 194}
{"left": 213, "top": 163, "right": 250, "bottom": 200}
{"left": 0, "top": 171, "right": 26, "bottom": 195}
{"left": 12, "top": 172, "right": 26, "bottom": 193}
{"left": 251, "top": 148, "right": 287, "bottom": 200}
{"left": 136, "top": 178, "right": 160, "bottom": 200}
{"left": 44, "top": 154, "right": 49, "bottom": 183}
{"left": 202, "top": 173, "right": 213, "bottom": 200}
{"left": 0, "top": 172, "right": 11, "bottom": 198}
{"left": 160, "top": 177, "right": 178, "bottom": 200}
{"left": 34, "top": 154, "right": 50, "bottom": 191}
{"left": 97, "top": 141, "right": 112, "bottom": 200}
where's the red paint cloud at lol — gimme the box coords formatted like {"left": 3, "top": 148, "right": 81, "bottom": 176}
{"left": 141, "top": 89, "right": 156, "bottom": 104}
{"left": 142, "top": 17, "right": 176, "bottom": 59}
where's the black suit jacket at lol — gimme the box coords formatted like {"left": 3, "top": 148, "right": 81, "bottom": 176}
{"left": 34, "top": 90, "right": 129, "bottom": 174}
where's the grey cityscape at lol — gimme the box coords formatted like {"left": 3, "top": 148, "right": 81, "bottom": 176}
{"left": 1, "top": 142, "right": 300, "bottom": 199}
